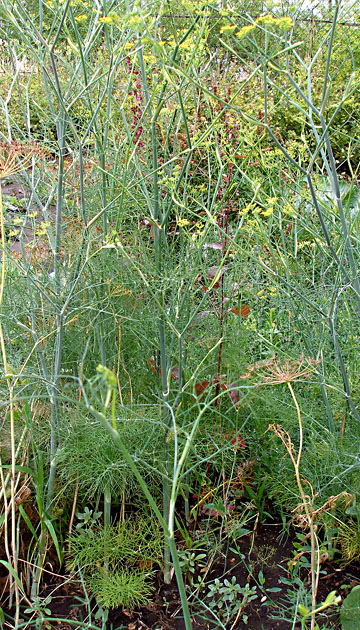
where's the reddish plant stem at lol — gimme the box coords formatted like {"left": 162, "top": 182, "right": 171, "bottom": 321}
{"left": 214, "top": 163, "right": 232, "bottom": 406}
{"left": 125, "top": 56, "right": 145, "bottom": 150}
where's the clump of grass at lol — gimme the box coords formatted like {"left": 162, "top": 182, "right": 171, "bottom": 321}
{"left": 67, "top": 514, "right": 162, "bottom": 610}
{"left": 89, "top": 569, "right": 154, "bottom": 611}
{"left": 338, "top": 520, "right": 360, "bottom": 563}
{"left": 68, "top": 514, "right": 162, "bottom": 574}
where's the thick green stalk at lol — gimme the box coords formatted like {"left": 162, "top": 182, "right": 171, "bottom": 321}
{"left": 88, "top": 403, "right": 193, "bottom": 630}
{"left": 104, "top": 483, "right": 111, "bottom": 529}
{"left": 45, "top": 104, "right": 66, "bottom": 512}
{"left": 137, "top": 43, "right": 172, "bottom": 582}
{"left": 135, "top": 12, "right": 201, "bottom": 579}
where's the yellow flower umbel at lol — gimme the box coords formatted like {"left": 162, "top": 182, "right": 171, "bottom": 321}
{"left": 237, "top": 15, "right": 293, "bottom": 40}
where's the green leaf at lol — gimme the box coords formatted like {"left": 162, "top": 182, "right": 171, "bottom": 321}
{"left": 19, "top": 505, "right": 39, "bottom": 543}
{"left": 44, "top": 519, "right": 62, "bottom": 564}
{"left": 341, "top": 585, "right": 360, "bottom": 630}
{"left": 232, "top": 527, "right": 250, "bottom": 537}
{"left": 34, "top": 453, "right": 44, "bottom": 514}
{"left": 1, "top": 464, "right": 33, "bottom": 475}
{"left": 298, "top": 604, "right": 310, "bottom": 616}
{"left": 0, "top": 561, "right": 24, "bottom": 594}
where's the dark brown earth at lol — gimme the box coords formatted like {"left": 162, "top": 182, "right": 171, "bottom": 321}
{"left": 3, "top": 522, "right": 358, "bottom": 630}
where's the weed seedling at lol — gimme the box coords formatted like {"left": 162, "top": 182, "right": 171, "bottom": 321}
{"left": 206, "top": 575, "right": 257, "bottom": 626}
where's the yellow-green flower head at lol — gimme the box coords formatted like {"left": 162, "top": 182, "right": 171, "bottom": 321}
{"left": 75, "top": 14, "right": 88, "bottom": 22}
{"left": 220, "top": 24, "right": 237, "bottom": 36}
{"left": 237, "top": 15, "right": 293, "bottom": 40}
{"left": 237, "top": 24, "right": 256, "bottom": 40}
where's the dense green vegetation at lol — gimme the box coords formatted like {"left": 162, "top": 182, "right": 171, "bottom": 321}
{"left": 0, "top": 1, "right": 360, "bottom": 628}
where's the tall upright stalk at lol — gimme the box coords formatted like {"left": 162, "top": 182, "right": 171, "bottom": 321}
{"left": 286, "top": 382, "right": 318, "bottom": 629}
{"left": 0, "top": 176, "right": 19, "bottom": 624}
{"left": 135, "top": 11, "right": 200, "bottom": 582}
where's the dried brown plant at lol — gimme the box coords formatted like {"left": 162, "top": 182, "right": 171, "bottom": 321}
{"left": 292, "top": 491, "right": 352, "bottom": 529}
{"left": 267, "top": 422, "right": 295, "bottom": 456}
{"left": 0, "top": 141, "right": 45, "bottom": 180}
{"left": 241, "top": 354, "right": 319, "bottom": 385}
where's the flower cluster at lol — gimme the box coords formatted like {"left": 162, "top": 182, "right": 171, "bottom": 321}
{"left": 237, "top": 15, "right": 293, "bottom": 40}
